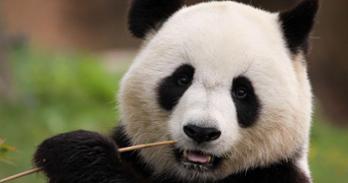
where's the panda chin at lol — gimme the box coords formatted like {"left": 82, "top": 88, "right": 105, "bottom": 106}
{"left": 174, "top": 148, "right": 222, "bottom": 172}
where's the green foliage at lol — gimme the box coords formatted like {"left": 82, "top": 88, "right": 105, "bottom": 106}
{"left": 0, "top": 48, "right": 348, "bottom": 183}
{"left": 0, "top": 138, "right": 16, "bottom": 164}
{"left": 0, "top": 48, "right": 126, "bottom": 182}
{"left": 310, "top": 118, "right": 348, "bottom": 183}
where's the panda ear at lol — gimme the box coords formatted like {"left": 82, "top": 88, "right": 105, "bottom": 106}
{"left": 128, "top": 0, "right": 184, "bottom": 39}
{"left": 279, "top": 0, "right": 319, "bottom": 54}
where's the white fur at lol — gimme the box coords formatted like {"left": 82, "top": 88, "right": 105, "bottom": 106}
{"left": 119, "top": 1, "right": 312, "bottom": 181}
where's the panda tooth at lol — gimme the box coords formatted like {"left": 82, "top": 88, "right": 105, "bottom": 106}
{"left": 208, "top": 156, "right": 212, "bottom": 163}
{"left": 183, "top": 150, "right": 188, "bottom": 158}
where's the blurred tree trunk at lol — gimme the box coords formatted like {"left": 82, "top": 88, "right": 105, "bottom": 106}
{"left": 1, "top": 0, "right": 140, "bottom": 50}
{"left": 310, "top": 0, "right": 348, "bottom": 126}
{"left": 0, "top": 31, "right": 12, "bottom": 100}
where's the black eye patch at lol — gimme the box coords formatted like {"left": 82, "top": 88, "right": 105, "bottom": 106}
{"left": 231, "top": 76, "right": 261, "bottom": 127}
{"left": 157, "top": 64, "right": 195, "bottom": 111}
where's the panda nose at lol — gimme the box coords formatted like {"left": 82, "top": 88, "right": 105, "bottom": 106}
{"left": 183, "top": 125, "right": 221, "bottom": 143}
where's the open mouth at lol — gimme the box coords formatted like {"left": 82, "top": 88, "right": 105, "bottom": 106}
{"left": 174, "top": 149, "right": 222, "bottom": 171}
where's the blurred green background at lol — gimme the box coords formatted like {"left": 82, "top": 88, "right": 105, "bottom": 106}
{"left": 0, "top": 48, "right": 128, "bottom": 182}
{"left": 1, "top": 0, "right": 348, "bottom": 183}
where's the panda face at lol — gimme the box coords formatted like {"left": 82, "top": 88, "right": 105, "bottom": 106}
{"left": 120, "top": 1, "right": 316, "bottom": 181}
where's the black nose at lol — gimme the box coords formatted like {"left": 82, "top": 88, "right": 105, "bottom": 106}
{"left": 183, "top": 125, "right": 221, "bottom": 143}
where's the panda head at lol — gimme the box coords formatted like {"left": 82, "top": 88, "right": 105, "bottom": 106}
{"left": 119, "top": 0, "right": 318, "bottom": 181}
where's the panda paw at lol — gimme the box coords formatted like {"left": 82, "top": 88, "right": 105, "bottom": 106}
{"left": 34, "top": 130, "right": 124, "bottom": 182}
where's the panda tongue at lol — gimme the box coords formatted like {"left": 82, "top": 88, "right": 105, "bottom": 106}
{"left": 186, "top": 151, "right": 210, "bottom": 164}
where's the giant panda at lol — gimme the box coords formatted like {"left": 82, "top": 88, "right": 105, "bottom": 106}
{"left": 34, "top": 0, "right": 319, "bottom": 183}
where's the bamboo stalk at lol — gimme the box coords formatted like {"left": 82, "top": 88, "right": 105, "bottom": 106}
{"left": 0, "top": 140, "right": 176, "bottom": 183}
{"left": 118, "top": 140, "right": 176, "bottom": 153}
{"left": 0, "top": 168, "right": 42, "bottom": 183}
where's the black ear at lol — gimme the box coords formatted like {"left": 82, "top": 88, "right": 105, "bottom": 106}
{"left": 279, "top": 0, "right": 319, "bottom": 54}
{"left": 128, "top": 0, "right": 184, "bottom": 39}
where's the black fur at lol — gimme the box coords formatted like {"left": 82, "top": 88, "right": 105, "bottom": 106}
{"left": 279, "top": 0, "right": 319, "bottom": 54}
{"left": 157, "top": 64, "right": 195, "bottom": 111}
{"left": 231, "top": 76, "right": 261, "bottom": 127}
{"left": 111, "top": 126, "right": 153, "bottom": 178}
{"left": 128, "top": 0, "right": 183, "bottom": 38}
{"left": 34, "top": 127, "right": 309, "bottom": 183}
{"left": 151, "top": 160, "right": 309, "bottom": 183}
{"left": 222, "top": 159, "right": 310, "bottom": 183}
{"left": 34, "top": 130, "right": 145, "bottom": 183}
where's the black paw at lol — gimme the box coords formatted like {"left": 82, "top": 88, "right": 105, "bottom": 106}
{"left": 34, "top": 130, "right": 121, "bottom": 182}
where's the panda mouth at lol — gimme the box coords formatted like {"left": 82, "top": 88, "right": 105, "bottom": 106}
{"left": 174, "top": 149, "right": 221, "bottom": 171}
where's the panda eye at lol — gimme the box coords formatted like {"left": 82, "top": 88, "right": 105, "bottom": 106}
{"left": 176, "top": 75, "right": 191, "bottom": 86}
{"left": 233, "top": 86, "right": 248, "bottom": 99}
